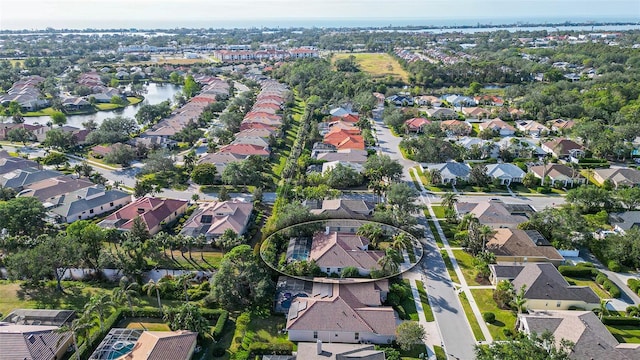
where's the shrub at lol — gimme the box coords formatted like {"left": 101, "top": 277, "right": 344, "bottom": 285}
{"left": 576, "top": 262, "right": 594, "bottom": 268}
{"left": 248, "top": 342, "right": 293, "bottom": 355}
{"left": 483, "top": 312, "right": 496, "bottom": 323}
{"left": 603, "top": 280, "right": 622, "bottom": 298}
{"left": 628, "top": 279, "right": 640, "bottom": 293}
{"left": 596, "top": 273, "right": 607, "bottom": 285}
{"left": 536, "top": 186, "right": 551, "bottom": 194}
{"left": 212, "top": 311, "right": 228, "bottom": 340}
{"left": 608, "top": 260, "right": 622, "bottom": 272}
{"left": 558, "top": 265, "right": 597, "bottom": 278}
{"left": 601, "top": 316, "right": 640, "bottom": 326}
{"left": 502, "top": 328, "right": 514, "bottom": 338}
{"left": 395, "top": 306, "right": 407, "bottom": 320}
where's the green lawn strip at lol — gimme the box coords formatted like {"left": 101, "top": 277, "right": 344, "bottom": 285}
{"left": 564, "top": 276, "right": 611, "bottom": 299}
{"left": 118, "top": 317, "right": 171, "bottom": 331}
{"left": 415, "top": 280, "right": 435, "bottom": 322}
{"left": 439, "top": 221, "right": 460, "bottom": 247}
{"left": 433, "top": 345, "right": 447, "bottom": 360}
{"left": 399, "top": 343, "right": 428, "bottom": 359}
{"left": 426, "top": 218, "right": 444, "bottom": 248}
{"left": 458, "top": 292, "right": 485, "bottom": 342}
{"left": 409, "top": 170, "right": 422, "bottom": 192}
{"left": 452, "top": 250, "right": 483, "bottom": 286}
{"left": 401, "top": 279, "right": 420, "bottom": 321}
{"left": 430, "top": 205, "right": 446, "bottom": 219}
{"left": 440, "top": 251, "right": 460, "bottom": 284}
{"left": 607, "top": 325, "right": 640, "bottom": 343}
{"left": 471, "top": 289, "right": 516, "bottom": 341}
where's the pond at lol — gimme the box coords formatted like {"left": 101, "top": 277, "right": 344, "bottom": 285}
{"left": 24, "top": 82, "right": 182, "bottom": 128}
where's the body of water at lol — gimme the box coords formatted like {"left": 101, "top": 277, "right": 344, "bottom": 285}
{"left": 24, "top": 83, "right": 182, "bottom": 128}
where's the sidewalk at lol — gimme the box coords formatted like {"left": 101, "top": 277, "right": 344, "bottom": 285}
{"left": 402, "top": 270, "right": 442, "bottom": 360}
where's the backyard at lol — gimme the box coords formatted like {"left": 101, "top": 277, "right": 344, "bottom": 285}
{"left": 471, "top": 289, "right": 517, "bottom": 341}
{"left": 564, "top": 276, "right": 611, "bottom": 299}
{"left": 332, "top": 52, "right": 410, "bottom": 82}
{"left": 607, "top": 325, "right": 640, "bottom": 344}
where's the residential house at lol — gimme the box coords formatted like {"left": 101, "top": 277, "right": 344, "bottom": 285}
{"left": 17, "top": 175, "right": 94, "bottom": 202}
{"left": 415, "top": 95, "right": 442, "bottom": 107}
{"left": 322, "top": 160, "right": 363, "bottom": 174}
{"left": 49, "top": 186, "right": 132, "bottom": 223}
{"left": 508, "top": 108, "right": 525, "bottom": 119}
{"left": 422, "top": 162, "right": 470, "bottom": 185}
{"left": 62, "top": 97, "right": 91, "bottom": 111}
{"left": 386, "top": 94, "right": 414, "bottom": 107}
{"left": 315, "top": 149, "right": 368, "bottom": 164}
{"left": 609, "top": 211, "right": 640, "bottom": 233}
{"left": 0, "top": 309, "right": 75, "bottom": 360}
{"left": 478, "top": 118, "right": 516, "bottom": 136}
{"left": 180, "top": 200, "right": 254, "bottom": 241}
{"left": 492, "top": 263, "right": 599, "bottom": 310}
{"left": 425, "top": 107, "right": 457, "bottom": 120}
{"left": 497, "top": 137, "right": 547, "bottom": 158}
{"left": 286, "top": 281, "right": 397, "bottom": 344}
{"left": 231, "top": 135, "right": 271, "bottom": 148}
{"left": 485, "top": 229, "right": 565, "bottom": 266}
{"left": 295, "top": 342, "right": 386, "bottom": 360}
{"left": 129, "top": 136, "right": 177, "bottom": 150}
{"left": 197, "top": 152, "right": 245, "bottom": 175}
{"left": 474, "top": 95, "right": 504, "bottom": 107}
{"left": 518, "top": 310, "right": 640, "bottom": 360}
{"left": 404, "top": 117, "right": 431, "bottom": 133}
{"left": 485, "top": 163, "right": 526, "bottom": 185}
{"left": 287, "top": 231, "right": 384, "bottom": 276}
{"left": 98, "top": 197, "right": 188, "bottom": 235}
{"left": 89, "top": 329, "right": 197, "bottom": 360}
{"left": 323, "top": 129, "right": 365, "bottom": 151}
{"left": 0, "top": 151, "right": 39, "bottom": 175}
{"left": 455, "top": 199, "right": 534, "bottom": 228}
{"left": 0, "top": 168, "right": 62, "bottom": 190}
{"left": 440, "top": 120, "right": 472, "bottom": 136}
{"left": 0, "top": 123, "right": 42, "bottom": 141}
{"left": 462, "top": 107, "right": 491, "bottom": 119}
{"left": 541, "top": 138, "right": 584, "bottom": 159}
{"left": 218, "top": 143, "right": 270, "bottom": 158}
{"left": 592, "top": 168, "right": 640, "bottom": 188}
{"left": 516, "top": 120, "right": 549, "bottom": 137}
{"left": 373, "top": 92, "right": 386, "bottom": 106}
{"left": 529, "top": 164, "right": 585, "bottom": 187}
{"left": 445, "top": 95, "right": 476, "bottom": 107}
{"left": 548, "top": 119, "right": 576, "bottom": 132}
{"left": 305, "top": 199, "right": 375, "bottom": 219}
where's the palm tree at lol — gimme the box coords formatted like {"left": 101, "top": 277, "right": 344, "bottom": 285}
{"left": 511, "top": 284, "right": 527, "bottom": 314}
{"left": 377, "top": 248, "right": 402, "bottom": 275}
{"left": 55, "top": 313, "right": 92, "bottom": 359}
{"left": 185, "top": 236, "right": 195, "bottom": 261}
{"left": 112, "top": 276, "right": 139, "bottom": 314}
{"left": 357, "top": 223, "right": 384, "bottom": 248}
{"left": 194, "top": 234, "right": 207, "bottom": 261}
{"left": 391, "top": 232, "right": 413, "bottom": 253}
{"left": 429, "top": 169, "right": 442, "bottom": 185}
{"left": 441, "top": 191, "right": 458, "bottom": 211}
{"left": 153, "top": 232, "right": 170, "bottom": 258}
{"left": 84, "top": 293, "right": 114, "bottom": 332}
{"left": 143, "top": 278, "right": 168, "bottom": 312}
{"left": 458, "top": 213, "right": 478, "bottom": 231}
{"left": 176, "top": 273, "right": 195, "bottom": 303}
{"left": 478, "top": 225, "right": 496, "bottom": 251}
{"left": 183, "top": 150, "right": 196, "bottom": 172}
{"left": 598, "top": 300, "right": 610, "bottom": 319}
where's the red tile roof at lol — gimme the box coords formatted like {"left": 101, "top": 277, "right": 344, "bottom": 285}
{"left": 218, "top": 143, "right": 270, "bottom": 156}
{"left": 101, "top": 197, "right": 188, "bottom": 232}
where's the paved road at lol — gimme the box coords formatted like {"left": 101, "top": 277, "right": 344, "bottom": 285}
{"left": 372, "top": 107, "right": 477, "bottom": 359}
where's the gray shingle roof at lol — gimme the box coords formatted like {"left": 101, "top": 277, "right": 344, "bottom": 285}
{"left": 512, "top": 263, "right": 600, "bottom": 303}
{"left": 50, "top": 187, "right": 130, "bottom": 218}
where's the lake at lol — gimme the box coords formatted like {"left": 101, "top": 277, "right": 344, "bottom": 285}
{"left": 24, "top": 82, "right": 182, "bottom": 128}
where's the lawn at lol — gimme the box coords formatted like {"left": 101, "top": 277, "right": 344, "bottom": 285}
{"left": 270, "top": 94, "right": 303, "bottom": 180}
{"left": 607, "top": 325, "right": 640, "bottom": 343}
{"left": 433, "top": 345, "right": 446, "bottom": 360}
{"left": 332, "top": 53, "right": 409, "bottom": 82}
{"left": 415, "top": 280, "right": 435, "bottom": 322}
{"left": 22, "top": 107, "right": 58, "bottom": 117}
{"left": 431, "top": 205, "right": 446, "bottom": 219}
{"left": 471, "top": 289, "right": 517, "bottom": 341}
{"left": 229, "top": 313, "right": 292, "bottom": 355}
{"left": 439, "top": 221, "right": 460, "bottom": 247}
{"left": 399, "top": 343, "right": 428, "bottom": 359}
{"left": 95, "top": 103, "right": 123, "bottom": 111}
{"left": 118, "top": 317, "right": 171, "bottom": 331}
{"left": 426, "top": 219, "right": 444, "bottom": 248}
{"left": 564, "top": 276, "right": 611, "bottom": 299}
{"left": 0, "top": 281, "right": 110, "bottom": 316}
{"left": 400, "top": 279, "right": 420, "bottom": 321}
{"left": 440, "top": 251, "right": 460, "bottom": 284}
{"left": 452, "top": 250, "right": 484, "bottom": 286}
{"left": 459, "top": 292, "right": 486, "bottom": 341}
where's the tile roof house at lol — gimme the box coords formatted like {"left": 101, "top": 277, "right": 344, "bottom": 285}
{"left": 295, "top": 342, "right": 386, "bottom": 360}
{"left": 548, "top": 118, "right": 576, "bottom": 132}
{"left": 455, "top": 199, "right": 534, "bottom": 229}
{"left": 518, "top": 310, "right": 640, "bottom": 360}
{"left": 592, "top": 168, "right": 640, "bottom": 188}
{"left": 323, "top": 129, "right": 365, "bottom": 151}
{"left": 414, "top": 95, "right": 442, "bottom": 107}
{"left": 485, "top": 163, "right": 526, "bottom": 185}
{"left": 404, "top": 117, "right": 431, "bottom": 133}
{"left": 286, "top": 281, "right": 397, "bottom": 344}
{"left": 17, "top": 175, "right": 94, "bottom": 202}
{"left": 0, "top": 151, "right": 39, "bottom": 175}
{"left": 0, "top": 168, "right": 62, "bottom": 190}
{"left": 288, "top": 231, "right": 384, "bottom": 276}
{"left": 423, "top": 162, "right": 471, "bottom": 185}
{"left": 504, "top": 263, "right": 599, "bottom": 310}
{"left": 315, "top": 149, "right": 368, "bottom": 164}
{"left": 425, "top": 107, "right": 457, "bottom": 119}
{"left": 197, "top": 152, "right": 245, "bottom": 175}
{"left": 609, "top": 211, "right": 640, "bottom": 233}
{"left": 305, "top": 199, "right": 375, "bottom": 219}
{"left": 541, "top": 138, "right": 584, "bottom": 158}
{"left": 0, "top": 309, "right": 75, "bottom": 360}
{"left": 478, "top": 118, "right": 516, "bottom": 136}
{"left": 231, "top": 135, "right": 271, "bottom": 148}
{"left": 218, "top": 143, "right": 270, "bottom": 157}
{"left": 98, "top": 197, "right": 188, "bottom": 235}
{"left": 461, "top": 107, "right": 491, "bottom": 119}
{"left": 529, "top": 164, "right": 585, "bottom": 187}
{"left": 49, "top": 186, "right": 132, "bottom": 224}
{"left": 440, "top": 119, "right": 472, "bottom": 136}
{"left": 485, "top": 229, "right": 565, "bottom": 266}
{"left": 180, "top": 200, "right": 253, "bottom": 241}
{"left": 119, "top": 331, "right": 197, "bottom": 360}
{"left": 516, "top": 120, "right": 549, "bottom": 137}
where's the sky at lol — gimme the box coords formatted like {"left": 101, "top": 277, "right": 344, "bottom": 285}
{"left": 1, "top": 0, "right": 639, "bottom": 30}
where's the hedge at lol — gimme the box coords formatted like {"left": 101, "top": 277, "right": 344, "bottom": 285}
{"left": 559, "top": 266, "right": 622, "bottom": 298}
{"left": 212, "top": 310, "right": 228, "bottom": 340}
{"left": 601, "top": 316, "right": 640, "bottom": 326}
{"left": 248, "top": 342, "right": 294, "bottom": 355}
{"left": 628, "top": 279, "right": 640, "bottom": 294}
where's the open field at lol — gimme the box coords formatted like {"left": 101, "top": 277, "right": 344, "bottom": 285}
{"left": 332, "top": 53, "right": 409, "bottom": 82}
